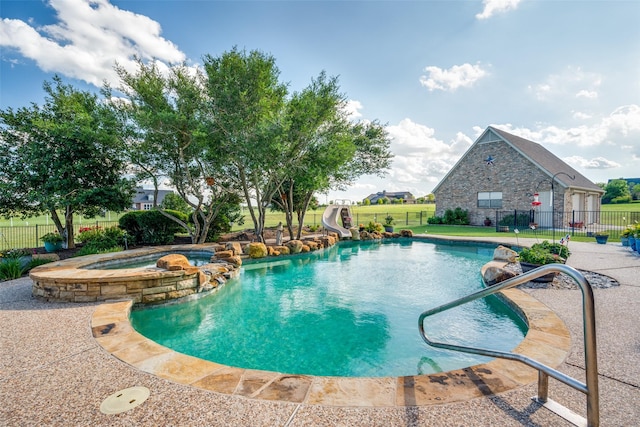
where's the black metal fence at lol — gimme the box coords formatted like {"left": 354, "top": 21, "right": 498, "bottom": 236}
{"left": 1, "top": 210, "right": 636, "bottom": 251}
{"left": 0, "top": 221, "right": 120, "bottom": 252}
{"left": 493, "top": 210, "right": 639, "bottom": 239}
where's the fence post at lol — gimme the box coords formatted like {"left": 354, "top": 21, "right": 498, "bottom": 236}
{"left": 406, "top": 211, "right": 409, "bottom": 225}
{"left": 420, "top": 211, "right": 423, "bottom": 225}
{"left": 36, "top": 224, "right": 39, "bottom": 247}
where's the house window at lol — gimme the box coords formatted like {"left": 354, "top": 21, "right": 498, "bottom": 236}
{"left": 143, "top": 203, "right": 153, "bottom": 210}
{"left": 478, "top": 192, "right": 502, "bottom": 208}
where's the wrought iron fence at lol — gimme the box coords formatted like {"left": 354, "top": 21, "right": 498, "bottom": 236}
{"left": 2, "top": 210, "right": 635, "bottom": 251}
{"left": 493, "top": 210, "right": 639, "bottom": 239}
{"left": 0, "top": 221, "right": 120, "bottom": 252}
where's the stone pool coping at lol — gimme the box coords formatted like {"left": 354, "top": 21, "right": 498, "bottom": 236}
{"left": 91, "top": 285, "right": 571, "bottom": 407}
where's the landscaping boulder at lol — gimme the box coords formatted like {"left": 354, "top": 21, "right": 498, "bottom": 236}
{"left": 274, "top": 245, "right": 290, "bottom": 255}
{"left": 248, "top": 242, "right": 268, "bottom": 259}
{"left": 484, "top": 265, "right": 517, "bottom": 286}
{"left": 225, "top": 242, "right": 244, "bottom": 256}
{"left": 493, "top": 245, "right": 518, "bottom": 263}
{"left": 157, "top": 254, "right": 191, "bottom": 271}
{"left": 286, "top": 239, "right": 304, "bottom": 254}
{"left": 214, "top": 250, "right": 234, "bottom": 259}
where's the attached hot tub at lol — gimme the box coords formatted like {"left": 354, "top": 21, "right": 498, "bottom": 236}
{"left": 29, "top": 244, "right": 238, "bottom": 304}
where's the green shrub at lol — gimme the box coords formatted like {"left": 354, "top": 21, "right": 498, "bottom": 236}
{"left": 0, "top": 258, "right": 24, "bottom": 280}
{"left": 441, "top": 207, "right": 470, "bottom": 225}
{"left": 427, "top": 216, "right": 444, "bottom": 224}
{"left": 519, "top": 240, "right": 570, "bottom": 265}
{"left": 532, "top": 240, "right": 570, "bottom": 259}
{"left": 119, "top": 209, "right": 187, "bottom": 245}
{"left": 77, "top": 226, "right": 125, "bottom": 254}
{"left": 75, "top": 245, "right": 124, "bottom": 257}
{"left": 365, "top": 221, "right": 383, "bottom": 233}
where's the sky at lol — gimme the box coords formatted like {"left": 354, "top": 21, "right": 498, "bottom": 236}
{"left": 1, "top": 0, "right": 639, "bottom": 203}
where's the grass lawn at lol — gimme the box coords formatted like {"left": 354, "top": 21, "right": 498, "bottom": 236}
{"left": 404, "top": 224, "right": 599, "bottom": 243}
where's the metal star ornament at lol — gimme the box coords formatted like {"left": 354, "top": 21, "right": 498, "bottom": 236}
{"left": 485, "top": 155, "right": 495, "bottom": 166}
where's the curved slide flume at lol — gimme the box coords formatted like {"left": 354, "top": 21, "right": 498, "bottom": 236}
{"left": 321, "top": 204, "right": 352, "bottom": 238}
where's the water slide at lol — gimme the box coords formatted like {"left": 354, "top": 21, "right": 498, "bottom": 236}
{"left": 321, "top": 201, "right": 353, "bottom": 238}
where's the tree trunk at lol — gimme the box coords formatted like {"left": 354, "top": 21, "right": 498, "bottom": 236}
{"left": 295, "top": 192, "right": 315, "bottom": 240}
{"left": 64, "top": 205, "right": 75, "bottom": 249}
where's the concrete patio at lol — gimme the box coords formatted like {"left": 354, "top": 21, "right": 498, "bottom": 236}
{"left": 1, "top": 238, "right": 638, "bottom": 426}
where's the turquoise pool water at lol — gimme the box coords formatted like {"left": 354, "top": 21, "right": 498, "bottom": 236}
{"left": 95, "top": 252, "right": 213, "bottom": 270}
{"left": 131, "top": 240, "right": 527, "bottom": 377}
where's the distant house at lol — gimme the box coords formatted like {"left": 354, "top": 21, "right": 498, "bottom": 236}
{"left": 131, "top": 187, "right": 174, "bottom": 210}
{"left": 432, "top": 126, "right": 604, "bottom": 226}
{"left": 364, "top": 190, "right": 416, "bottom": 204}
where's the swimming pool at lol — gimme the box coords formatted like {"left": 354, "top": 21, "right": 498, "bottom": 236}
{"left": 130, "top": 240, "right": 527, "bottom": 377}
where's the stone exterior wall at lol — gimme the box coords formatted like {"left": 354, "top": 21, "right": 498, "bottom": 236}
{"left": 29, "top": 245, "right": 238, "bottom": 305}
{"left": 434, "top": 139, "right": 567, "bottom": 225}
{"left": 31, "top": 270, "right": 206, "bottom": 304}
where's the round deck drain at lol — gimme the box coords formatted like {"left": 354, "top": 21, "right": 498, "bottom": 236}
{"left": 100, "top": 386, "right": 150, "bottom": 415}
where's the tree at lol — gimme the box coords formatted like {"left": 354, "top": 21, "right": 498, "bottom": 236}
{"left": 160, "top": 192, "right": 191, "bottom": 215}
{"left": 203, "top": 47, "right": 288, "bottom": 242}
{"left": 602, "top": 179, "right": 632, "bottom": 204}
{"left": 0, "top": 76, "right": 134, "bottom": 248}
{"left": 273, "top": 73, "right": 392, "bottom": 239}
{"left": 114, "top": 61, "right": 239, "bottom": 243}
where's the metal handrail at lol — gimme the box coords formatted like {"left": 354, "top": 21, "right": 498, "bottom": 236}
{"left": 418, "top": 263, "right": 599, "bottom": 427}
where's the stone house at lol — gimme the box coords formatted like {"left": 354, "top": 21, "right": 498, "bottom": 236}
{"left": 432, "top": 126, "right": 604, "bottom": 227}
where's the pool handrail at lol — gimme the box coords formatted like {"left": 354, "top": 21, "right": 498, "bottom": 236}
{"left": 418, "top": 263, "right": 599, "bottom": 427}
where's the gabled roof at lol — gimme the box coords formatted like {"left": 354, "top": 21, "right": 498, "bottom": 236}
{"left": 364, "top": 191, "right": 415, "bottom": 201}
{"left": 433, "top": 126, "right": 604, "bottom": 194}
{"left": 132, "top": 187, "right": 174, "bottom": 204}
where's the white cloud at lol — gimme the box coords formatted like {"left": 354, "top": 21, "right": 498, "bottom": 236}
{"left": 572, "top": 111, "right": 592, "bottom": 120}
{"left": 384, "top": 119, "right": 472, "bottom": 186}
{"left": 528, "top": 66, "right": 602, "bottom": 102}
{"left": 419, "top": 63, "right": 488, "bottom": 92}
{"left": 563, "top": 156, "right": 621, "bottom": 170}
{"left": 343, "top": 100, "right": 363, "bottom": 119}
{"left": 0, "top": 0, "right": 185, "bottom": 87}
{"left": 489, "top": 104, "right": 640, "bottom": 148}
{"left": 576, "top": 89, "right": 598, "bottom": 99}
{"left": 476, "top": 0, "right": 522, "bottom": 20}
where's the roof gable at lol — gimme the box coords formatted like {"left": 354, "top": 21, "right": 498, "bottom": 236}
{"left": 489, "top": 127, "right": 602, "bottom": 192}
{"left": 433, "top": 126, "right": 603, "bottom": 194}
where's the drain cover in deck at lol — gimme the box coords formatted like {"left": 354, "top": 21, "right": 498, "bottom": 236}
{"left": 100, "top": 386, "right": 150, "bottom": 414}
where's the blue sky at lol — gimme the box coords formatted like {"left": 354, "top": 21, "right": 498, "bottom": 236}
{"left": 1, "top": 0, "right": 639, "bottom": 203}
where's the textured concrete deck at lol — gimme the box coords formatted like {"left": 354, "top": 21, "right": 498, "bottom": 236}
{"left": 1, "top": 238, "right": 638, "bottom": 426}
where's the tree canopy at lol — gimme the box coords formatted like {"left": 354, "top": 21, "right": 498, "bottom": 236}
{"left": 2, "top": 48, "right": 393, "bottom": 246}
{"left": 602, "top": 179, "right": 632, "bottom": 204}
{"left": 0, "top": 76, "right": 134, "bottom": 248}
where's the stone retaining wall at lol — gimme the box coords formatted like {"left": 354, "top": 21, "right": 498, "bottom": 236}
{"left": 29, "top": 245, "right": 237, "bottom": 305}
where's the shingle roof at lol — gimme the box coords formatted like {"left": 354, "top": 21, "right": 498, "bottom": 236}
{"left": 489, "top": 126, "right": 603, "bottom": 192}
{"left": 132, "top": 188, "right": 174, "bottom": 204}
